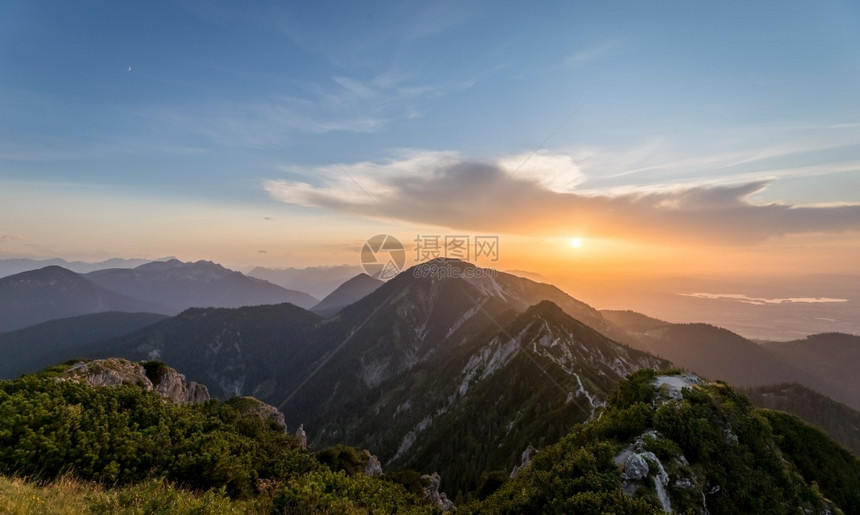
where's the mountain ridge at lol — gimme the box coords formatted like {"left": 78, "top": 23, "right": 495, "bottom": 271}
{"left": 0, "top": 266, "right": 164, "bottom": 332}
{"left": 0, "top": 311, "right": 168, "bottom": 379}
{"left": 86, "top": 259, "right": 318, "bottom": 313}
{"left": 605, "top": 309, "right": 860, "bottom": 411}
{"left": 18, "top": 259, "right": 667, "bottom": 494}
{"left": 311, "top": 273, "right": 384, "bottom": 318}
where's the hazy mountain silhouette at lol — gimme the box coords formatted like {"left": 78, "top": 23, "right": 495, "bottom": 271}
{"left": 247, "top": 264, "right": 363, "bottom": 298}
{"left": 761, "top": 333, "right": 860, "bottom": 410}
{"left": 0, "top": 257, "right": 161, "bottom": 278}
{"left": 86, "top": 259, "right": 318, "bottom": 313}
{"left": 743, "top": 382, "right": 860, "bottom": 456}
{"left": 0, "top": 311, "right": 167, "bottom": 378}
{"left": 605, "top": 310, "right": 860, "bottom": 411}
{"left": 311, "top": 273, "right": 384, "bottom": 318}
{"left": 0, "top": 266, "right": 163, "bottom": 331}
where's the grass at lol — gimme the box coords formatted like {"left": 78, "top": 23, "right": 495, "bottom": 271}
{"left": 0, "top": 475, "right": 266, "bottom": 515}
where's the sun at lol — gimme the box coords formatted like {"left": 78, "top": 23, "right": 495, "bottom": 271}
{"left": 570, "top": 237, "right": 582, "bottom": 248}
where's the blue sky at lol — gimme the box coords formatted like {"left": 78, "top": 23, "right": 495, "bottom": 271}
{"left": 1, "top": 1, "right": 859, "bottom": 275}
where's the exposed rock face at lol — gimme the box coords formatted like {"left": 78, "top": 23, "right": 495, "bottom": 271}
{"left": 510, "top": 445, "right": 536, "bottom": 478}
{"left": 62, "top": 358, "right": 210, "bottom": 405}
{"left": 615, "top": 434, "right": 673, "bottom": 513}
{"left": 153, "top": 367, "right": 210, "bottom": 404}
{"left": 363, "top": 452, "right": 383, "bottom": 477}
{"left": 296, "top": 424, "right": 307, "bottom": 448}
{"left": 623, "top": 452, "right": 650, "bottom": 481}
{"left": 225, "top": 396, "right": 288, "bottom": 432}
{"left": 612, "top": 376, "right": 709, "bottom": 514}
{"left": 421, "top": 472, "right": 455, "bottom": 512}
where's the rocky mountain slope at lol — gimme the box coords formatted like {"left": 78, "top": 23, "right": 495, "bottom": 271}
{"left": 60, "top": 259, "right": 666, "bottom": 495}
{"left": 10, "top": 259, "right": 857, "bottom": 501}
{"left": 474, "top": 370, "right": 860, "bottom": 514}
{"left": 79, "top": 302, "right": 325, "bottom": 399}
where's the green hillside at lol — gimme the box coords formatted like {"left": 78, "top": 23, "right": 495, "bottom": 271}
{"left": 472, "top": 369, "right": 860, "bottom": 514}
{"left": 3, "top": 361, "right": 858, "bottom": 514}
{"left": 0, "top": 362, "right": 435, "bottom": 514}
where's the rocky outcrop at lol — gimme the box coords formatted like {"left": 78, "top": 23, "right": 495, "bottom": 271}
{"left": 510, "top": 445, "right": 536, "bottom": 478}
{"left": 225, "top": 396, "right": 288, "bottom": 431}
{"left": 153, "top": 366, "right": 210, "bottom": 404}
{"left": 614, "top": 431, "right": 676, "bottom": 514}
{"left": 422, "top": 472, "right": 455, "bottom": 512}
{"left": 363, "top": 452, "right": 383, "bottom": 477}
{"left": 296, "top": 424, "right": 307, "bottom": 448}
{"left": 62, "top": 358, "right": 210, "bottom": 405}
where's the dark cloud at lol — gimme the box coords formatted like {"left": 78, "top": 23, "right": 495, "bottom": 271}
{"left": 266, "top": 157, "right": 860, "bottom": 245}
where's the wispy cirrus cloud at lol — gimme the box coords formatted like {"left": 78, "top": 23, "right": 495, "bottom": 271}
{"left": 146, "top": 69, "right": 473, "bottom": 149}
{"left": 0, "top": 234, "right": 26, "bottom": 242}
{"left": 563, "top": 40, "right": 619, "bottom": 68}
{"left": 264, "top": 150, "right": 860, "bottom": 245}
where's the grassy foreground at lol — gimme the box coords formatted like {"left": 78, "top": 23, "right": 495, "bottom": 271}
{"left": 0, "top": 475, "right": 261, "bottom": 515}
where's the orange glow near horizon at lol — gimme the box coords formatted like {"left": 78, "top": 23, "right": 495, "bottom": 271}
{"left": 2, "top": 181, "right": 858, "bottom": 287}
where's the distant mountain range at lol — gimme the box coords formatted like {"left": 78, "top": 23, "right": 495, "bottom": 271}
{"left": 0, "top": 266, "right": 163, "bottom": 331}
{"left": 603, "top": 310, "right": 860, "bottom": 411}
{"left": 86, "top": 259, "right": 318, "bottom": 313}
{"left": 0, "top": 260, "right": 319, "bottom": 332}
{"left": 0, "top": 257, "right": 163, "bottom": 277}
{"left": 22, "top": 259, "right": 666, "bottom": 494}
{"left": 2, "top": 257, "right": 858, "bottom": 497}
{"left": 760, "top": 333, "right": 860, "bottom": 409}
{"left": 247, "top": 265, "right": 364, "bottom": 298}
{"left": 743, "top": 382, "right": 860, "bottom": 456}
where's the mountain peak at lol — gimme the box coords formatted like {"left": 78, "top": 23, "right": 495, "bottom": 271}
{"left": 7, "top": 265, "right": 80, "bottom": 280}
{"left": 524, "top": 299, "right": 567, "bottom": 317}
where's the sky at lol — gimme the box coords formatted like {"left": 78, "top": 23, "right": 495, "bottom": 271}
{"left": 2, "top": 0, "right": 860, "bottom": 291}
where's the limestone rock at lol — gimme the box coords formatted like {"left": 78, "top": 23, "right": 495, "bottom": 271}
{"left": 623, "top": 453, "right": 650, "bottom": 480}
{"left": 296, "top": 424, "right": 307, "bottom": 448}
{"left": 422, "top": 472, "right": 456, "bottom": 512}
{"left": 62, "top": 358, "right": 210, "bottom": 405}
{"left": 225, "top": 396, "right": 288, "bottom": 432}
{"left": 363, "top": 452, "right": 383, "bottom": 477}
{"left": 510, "top": 445, "right": 536, "bottom": 478}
